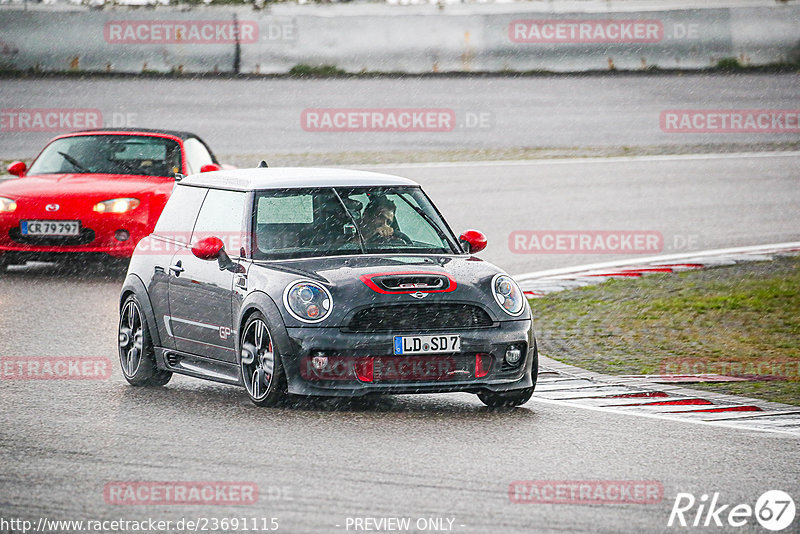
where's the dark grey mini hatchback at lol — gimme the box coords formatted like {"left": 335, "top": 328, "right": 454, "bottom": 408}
{"left": 118, "top": 168, "right": 538, "bottom": 407}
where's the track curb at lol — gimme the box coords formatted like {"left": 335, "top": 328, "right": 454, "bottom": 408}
{"left": 517, "top": 242, "right": 800, "bottom": 435}
{"left": 515, "top": 241, "right": 800, "bottom": 298}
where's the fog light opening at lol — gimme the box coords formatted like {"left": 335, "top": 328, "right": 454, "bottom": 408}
{"left": 505, "top": 345, "right": 522, "bottom": 366}
{"left": 114, "top": 230, "right": 130, "bottom": 242}
{"left": 354, "top": 357, "right": 374, "bottom": 383}
{"left": 475, "top": 353, "right": 491, "bottom": 378}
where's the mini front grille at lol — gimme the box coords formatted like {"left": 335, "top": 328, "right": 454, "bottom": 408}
{"left": 9, "top": 227, "right": 95, "bottom": 246}
{"left": 345, "top": 303, "right": 494, "bottom": 333}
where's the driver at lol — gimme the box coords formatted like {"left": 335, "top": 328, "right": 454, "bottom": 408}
{"left": 359, "top": 196, "right": 397, "bottom": 241}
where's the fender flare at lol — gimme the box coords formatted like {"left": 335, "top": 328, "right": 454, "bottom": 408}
{"left": 236, "top": 291, "right": 292, "bottom": 364}
{"left": 119, "top": 273, "right": 162, "bottom": 348}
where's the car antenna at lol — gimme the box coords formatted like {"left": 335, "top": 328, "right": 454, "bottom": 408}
{"left": 258, "top": 160, "right": 268, "bottom": 168}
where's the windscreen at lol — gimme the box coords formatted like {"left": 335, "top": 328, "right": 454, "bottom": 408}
{"left": 251, "top": 186, "right": 459, "bottom": 259}
{"left": 26, "top": 135, "right": 182, "bottom": 177}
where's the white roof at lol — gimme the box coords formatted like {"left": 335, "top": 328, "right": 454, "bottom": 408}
{"left": 180, "top": 167, "right": 418, "bottom": 191}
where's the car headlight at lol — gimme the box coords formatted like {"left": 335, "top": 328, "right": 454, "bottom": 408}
{"left": 0, "top": 197, "right": 17, "bottom": 213}
{"left": 492, "top": 274, "right": 525, "bottom": 316}
{"left": 93, "top": 198, "right": 140, "bottom": 213}
{"left": 283, "top": 280, "right": 333, "bottom": 323}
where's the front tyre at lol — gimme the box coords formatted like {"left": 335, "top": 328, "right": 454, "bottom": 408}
{"left": 118, "top": 295, "right": 172, "bottom": 387}
{"left": 240, "top": 312, "right": 286, "bottom": 407}
{"left": 478, "top": 387, "right": 534, "bottom": 408}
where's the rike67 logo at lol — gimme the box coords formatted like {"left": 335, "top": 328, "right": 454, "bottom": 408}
{"left": 668, "top": 490, "right": 795, "bottom": 531}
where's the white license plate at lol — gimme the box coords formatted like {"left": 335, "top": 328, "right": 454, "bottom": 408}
{"left": 393, "top": 334, "right": 461, "bottom": 355}
{"left": 21, "top": 220, "right": 81, "bottom": 236}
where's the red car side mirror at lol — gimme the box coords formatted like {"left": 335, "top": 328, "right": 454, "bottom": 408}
{"left": 459, "top": 230, "right": 487, "bottom": 254}
{"left": 192, "top": 236, "right": 225, "bottom": 260}
{"left": 7, "top": 161, "right": 26, "bottom": 177}
{"left": 200, "top": 163, "right": 222, "bottom": 173}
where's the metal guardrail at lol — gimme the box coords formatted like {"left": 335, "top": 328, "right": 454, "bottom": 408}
{"left": 0, "top": 4, "right": 797, "bottom": 73}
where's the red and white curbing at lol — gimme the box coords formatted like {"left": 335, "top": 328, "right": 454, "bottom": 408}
{"left": 515, "top": 242, "right": 800, "bottom": 436}
{"left": 514, "top": 242, "right": 800, "bottom": 298}
{"left": 533, "top": 356, "right": 800, "bottom": 436}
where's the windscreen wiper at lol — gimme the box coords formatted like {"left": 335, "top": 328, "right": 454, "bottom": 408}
{"left": 57, "top": 151, "right": 90, "bottom": 173}
{"left": 394, "top": 191, "right": 458, "bottom": 253}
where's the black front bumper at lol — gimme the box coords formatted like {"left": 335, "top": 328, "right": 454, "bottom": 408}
{"left": 279, "top": 320, "right": 537, "bottom": 397}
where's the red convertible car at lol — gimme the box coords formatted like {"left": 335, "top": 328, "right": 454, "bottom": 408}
{"left": 0, "top": 129, "right": 224, "bottom": 269}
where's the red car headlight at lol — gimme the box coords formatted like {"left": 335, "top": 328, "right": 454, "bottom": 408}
{"left": 93, "top": 198, "right": 140, "bottom": 214}
{"left": 0, "top": 197, "right": 17, "bottom": 213}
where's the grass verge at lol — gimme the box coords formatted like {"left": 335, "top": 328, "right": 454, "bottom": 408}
{"left": 528, "top": 255, "right": 800, "bottom": 405}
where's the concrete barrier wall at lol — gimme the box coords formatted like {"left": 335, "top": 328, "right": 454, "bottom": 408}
{"left": 0, "top": 5, "right": 797, "bottom": 74}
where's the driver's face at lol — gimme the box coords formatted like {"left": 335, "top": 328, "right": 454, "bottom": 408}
{"left": 371, "top": 208, "right": 394, "bottom": 228}
{"left": 363, "top": 207, "right": 396, "bottom": 238}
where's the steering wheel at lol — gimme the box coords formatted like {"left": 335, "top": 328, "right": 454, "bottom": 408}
{"left": 366, "top": 231, "right": 412, "bottom": 246}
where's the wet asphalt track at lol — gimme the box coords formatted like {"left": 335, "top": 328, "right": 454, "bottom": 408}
{"left": 0, "top": 262, "right": 798, "bottom": 533}
{"left": 1, "top": 155, "right": 799, "bottom": 533}
{"left": 0, "top": 74, "right": 798, "bottom": 159}
{"left": 1, "top": 75, "right": 800, "bottom": 533}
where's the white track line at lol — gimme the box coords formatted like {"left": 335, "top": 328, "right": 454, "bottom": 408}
{"left": 357, "top": 150, "right": 800, "bottom": 170}
{"left": 527, "top": 397, "right": 800, "bottom": 437}
{"left": 515, "top": 242, "right": 800, "bottom": 281}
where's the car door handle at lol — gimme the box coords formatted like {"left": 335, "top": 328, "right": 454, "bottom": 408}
{"left": 235, "top": 273, "right": 247, "bottom": 290}
{"left": 168, "top": 261, "right": 184, "bottom": 275}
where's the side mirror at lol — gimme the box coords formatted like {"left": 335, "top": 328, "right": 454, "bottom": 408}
{"left": 191, "top": 236, "right": 241, "bottom": 272}
{"left": 191, "top": 236, "right": 225, "bottom": 260}
{"left": 200, "top": 163, "right": 222, "bottom": 173}
{"left": 459, "top": 229, "right": 487, "bottom": 254}
{"left": 7, "top": 161, "right": 26, "bottom": 177}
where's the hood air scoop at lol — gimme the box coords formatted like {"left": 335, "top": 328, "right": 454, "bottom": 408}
{"left": 360, "top": 271, "right": 457, "bottom": 294}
